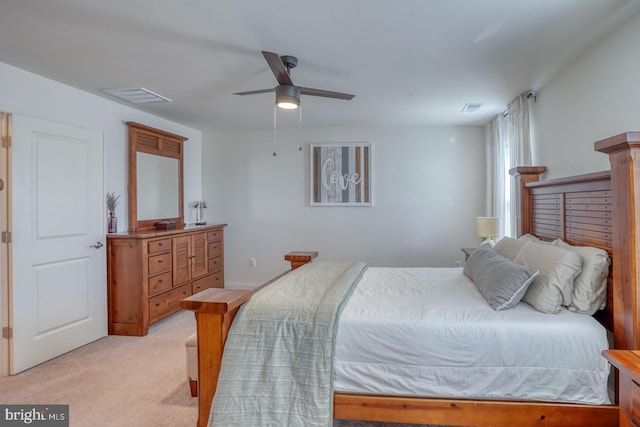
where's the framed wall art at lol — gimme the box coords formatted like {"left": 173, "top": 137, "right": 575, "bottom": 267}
{"left": 310, "top": 142, "right": 372, "bottom": 206}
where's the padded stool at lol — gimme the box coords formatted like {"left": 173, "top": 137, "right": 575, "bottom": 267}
{"left": 185, "top": 332, "right": 198, "bottom": 397}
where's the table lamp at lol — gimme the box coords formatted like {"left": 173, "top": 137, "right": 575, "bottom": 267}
{"left": 476, "top": 217, "right": 499, "bottom": 243}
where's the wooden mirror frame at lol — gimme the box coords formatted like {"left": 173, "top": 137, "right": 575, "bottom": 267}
{"left": 127, "top": 122, "right": 187, "bottom": 233}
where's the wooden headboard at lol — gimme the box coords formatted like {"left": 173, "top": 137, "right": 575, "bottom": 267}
{"left": 512, "top": 131, "right": 640, "bottom": 350}
{"left": 511, "top": 168, "right": 614, "bottom": 331}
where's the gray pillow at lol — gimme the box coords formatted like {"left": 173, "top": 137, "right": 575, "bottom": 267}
{"left": 464, "top": 243, "right": 539, "bottom": 311}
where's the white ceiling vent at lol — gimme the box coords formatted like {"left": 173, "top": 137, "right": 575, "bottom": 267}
{"left": 461, "top": 103, "right": 483, "bottom": 113}
{"left": 101, "top": 87, "right": 172, "bottom": 104}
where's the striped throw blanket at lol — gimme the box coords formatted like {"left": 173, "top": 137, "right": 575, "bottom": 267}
{"left": 209, "top": 261, "right": 368, "bottom": 427}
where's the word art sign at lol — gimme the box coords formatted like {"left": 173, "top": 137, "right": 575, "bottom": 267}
{"left": 310, "top": 143, "right": 372, "bottom": 206}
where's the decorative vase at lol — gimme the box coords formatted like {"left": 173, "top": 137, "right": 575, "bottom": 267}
{"left": 108, "top": 212, "right": 117, "bottom": 233}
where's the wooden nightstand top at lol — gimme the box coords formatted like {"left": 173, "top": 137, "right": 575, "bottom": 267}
{"left": 603, "top": 349, "right": 640, "bottom": 379}
{"left": 461, "top": 248, "right": 476, "bottom": 260}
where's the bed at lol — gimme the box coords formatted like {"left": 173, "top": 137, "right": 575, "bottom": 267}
{"left": 181, "top": 131, "right": 640, "bottom": 426}
{"left": 333, "top": 266, "right": 609, "bottom": 405}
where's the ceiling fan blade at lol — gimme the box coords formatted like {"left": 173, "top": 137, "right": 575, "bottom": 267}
{"left": 262, "top": 51, "right": 293, "bottom": 86}
{"left": 299, "top": 87, "right": 355, "bottom": 100}
{"left": 233, "top": 88, "right": 275, "bottom": 96}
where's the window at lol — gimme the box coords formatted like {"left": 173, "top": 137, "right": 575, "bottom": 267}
{"left": 488, "top": 93, "right": 532, "bottom": 238}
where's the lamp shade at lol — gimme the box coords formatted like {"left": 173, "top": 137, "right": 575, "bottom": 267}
{"left": 476, "top": 217, "right": 499, "bottom": 240}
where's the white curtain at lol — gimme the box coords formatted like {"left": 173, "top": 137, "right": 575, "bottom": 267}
{"left": 487, "top": 115, "right": 507, "bottom": 237}
{"left": 505, "top": 93, "right": 532, "bottom": 168}
{"left": 487, "top": 92, "right": 532, "bottom": 237}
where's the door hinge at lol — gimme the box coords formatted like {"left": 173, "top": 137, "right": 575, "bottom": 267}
{"left": 1, "top": 135, "right": 10, "bottom": 148}
{"left": 1, "top": 231, "right": 10, "bottom": 243}
{"left": 2, "top": 327, "right": 12, "bottom": 339}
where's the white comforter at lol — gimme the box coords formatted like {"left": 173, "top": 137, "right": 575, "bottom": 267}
{"left": 333, "top": 267, "right": 610, "bottom": 404}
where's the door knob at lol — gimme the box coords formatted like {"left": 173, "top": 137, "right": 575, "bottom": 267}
{"left": 91, "top": 241, "right": 104, "bottom": 249}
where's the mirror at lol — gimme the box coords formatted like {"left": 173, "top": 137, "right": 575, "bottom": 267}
{"left": 137, "top": 152, "right": 180, "bottom": 220}
{"left": 127, "top": 122, "right": 187, "bottom": 232}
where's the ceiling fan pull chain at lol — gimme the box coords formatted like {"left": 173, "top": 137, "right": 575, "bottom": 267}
{"left": 273, "top": 105, "right": 277, "bottom": 157}
{"left": 298, "top": 105, "right": 303, "bottom": 152}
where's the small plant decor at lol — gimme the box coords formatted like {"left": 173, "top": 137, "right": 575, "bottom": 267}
{"left": 106, "top": 192, "right": 120, "bottom": 214}
{"left": 106, "top": 192, "right": 120, "bottom": 233}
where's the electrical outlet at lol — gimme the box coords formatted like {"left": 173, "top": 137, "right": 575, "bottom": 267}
{"left": 249, "top": 257, "right": 256, "bottom": 267}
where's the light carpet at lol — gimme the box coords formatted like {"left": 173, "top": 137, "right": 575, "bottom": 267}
{"left": 0, "top": 310, "right": 449, "bottom": 427}
{"left": 0, "top": 311, "right": 198, "bottom": 426}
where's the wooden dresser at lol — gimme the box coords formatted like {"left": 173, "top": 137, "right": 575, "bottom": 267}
{"left": 107, "top": 224, "right": 226, "bottom": 336}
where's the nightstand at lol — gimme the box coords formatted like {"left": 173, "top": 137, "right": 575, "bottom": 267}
{"left": 461, "top": 248, "right": 476, "bottom": 261}
{"left": 603, "top": 349, "right": 638, "bottom": 426}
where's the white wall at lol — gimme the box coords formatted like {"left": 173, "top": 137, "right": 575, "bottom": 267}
{"left": 0, "top": 61, "right": 203, "bottom": 375}
{"left": 0, "top": 62, "right": 203, "bottom": 221}
{"left": 202, "top": 126, "right": 486, "bottom": 288}
{"left": 530, "top": 10, "right": 640, "bottom": 179}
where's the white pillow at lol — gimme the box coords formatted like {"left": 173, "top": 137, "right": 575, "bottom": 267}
{"left": 494, "top": 234, "right": 545, "bottom": 261}
{"left": 551, "top": 239, "right": 610, "bottom": 315}
{"left": 513, "top": 241, "right": 583, "bottom": 313}
{"left": 493, "top": 237, "right": 526, "bottom": 261}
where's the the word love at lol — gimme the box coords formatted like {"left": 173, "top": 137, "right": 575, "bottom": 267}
{"left": 321, "top": 158, "right": 361, "bottom": 191}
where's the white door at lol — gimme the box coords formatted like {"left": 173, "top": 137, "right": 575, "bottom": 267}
{"left": 11, "top": 115, "right": 106, "bottom": 374}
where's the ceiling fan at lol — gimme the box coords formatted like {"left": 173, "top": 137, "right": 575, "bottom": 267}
{"left": 233, "top": 51, "right": 355, "bottom": 109}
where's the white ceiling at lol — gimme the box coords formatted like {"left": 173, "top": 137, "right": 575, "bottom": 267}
{"left": 0, "top": 0, "right": 639, "bottom": 131}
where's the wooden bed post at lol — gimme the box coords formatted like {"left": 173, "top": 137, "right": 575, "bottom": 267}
{"left": 181, "top": 252, "right": 318, "bottom": 427}
{"left": 509, "top": 166, "right": 547, "bottom": 236}
{"left": 595, "top": 131, "right": 640, "bottom": 350}
{"left": 181, "top": 289, "right": 251, "bottom": 427}
{"left": 284, "top": 251, "right": 318, "bottom": 269}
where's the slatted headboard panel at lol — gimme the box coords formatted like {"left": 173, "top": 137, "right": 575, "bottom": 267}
{"left": 513, "top": 169, "right": 614, "bottom": 331}
{"left": 529, "top": 171, "right": 613, "bottom": 250}
{"left": 565, "top": 188, "right": 613, "bottom": 248}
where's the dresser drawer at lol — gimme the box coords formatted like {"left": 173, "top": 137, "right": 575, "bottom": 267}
{"left": 208, "top": 255, "right": 223, "bottom": 273}
{"left": 192, "top": 271, "right": 223, "bottom": 294}
{"left": 148, "top": 253, "right": 171, "bottom": 275}
{"left": 148, "top": 272, "right": 172, "bottom": 296}
{"left": 149, "top": 284, "right": 192, "bottom": 323}
{"left": 208, "top": 229, "right": 222, "bottom": 242}
{"left": 208, "top": 241, "right": 222, "bottom": 258}
{"left": 148, "top": 238, "right": 171, "bottom": 254}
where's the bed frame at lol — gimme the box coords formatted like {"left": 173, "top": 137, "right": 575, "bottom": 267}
{"left": 181, "top": 131, "right": 640, "bottom": 426}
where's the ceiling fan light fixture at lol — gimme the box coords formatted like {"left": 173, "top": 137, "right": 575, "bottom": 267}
{"left": 276, "top": 85, "right": 300, "bottom": 109}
